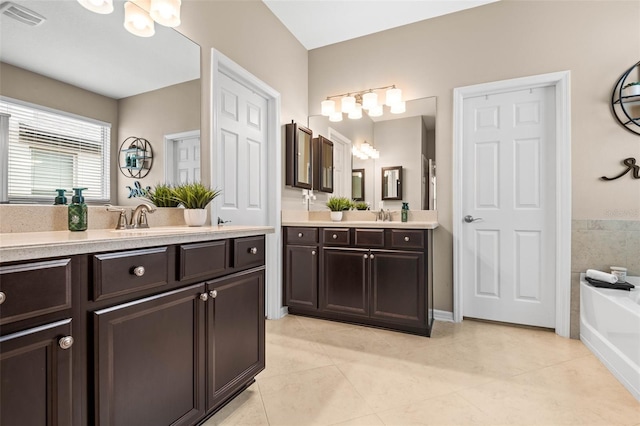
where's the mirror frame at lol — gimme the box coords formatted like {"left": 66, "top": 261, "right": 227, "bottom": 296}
{"left": 352, "top": 168, "right": 365, "bottom": 201}
{"left": 381, "top": 166, "right": 403, "bottom": 200}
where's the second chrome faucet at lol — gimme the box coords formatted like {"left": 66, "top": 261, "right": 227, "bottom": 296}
{"left": 106, "top": 203, "right": 156, "bottom": 229}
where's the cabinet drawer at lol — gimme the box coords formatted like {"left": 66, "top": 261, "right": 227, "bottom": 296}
{"left": 93, "top": 247, "right": 169, "bottom": 301}
{"left": 179, "top": 240, "right": 228, "bottom": 281}
{"left": 354, "top": 229, "right": 384, "bottom": 248}
{"left": 323, "top": 228, "right": 350, "bottom": 246}
{"left": 234, "top": 236, "right": 265, "bottom": 269}
{"left": 286, "top": 227, "right": 318, "bottom": 245}
{"left": 390, "top": 230, "right": 424, "bottom": 249}
{"left": 0, "top": 259, "right": 72, "bottom": 326}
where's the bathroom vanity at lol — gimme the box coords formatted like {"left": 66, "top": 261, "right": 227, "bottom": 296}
{"left": 0, "top": 226, "right": 272, "bottom": 426}
{"left": 282, "top": 217, "right": 437, "bottom": 336}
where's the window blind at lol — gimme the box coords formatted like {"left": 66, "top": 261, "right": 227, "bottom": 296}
{"left": 0, "top": 97, "right": 111, "bottom": 203}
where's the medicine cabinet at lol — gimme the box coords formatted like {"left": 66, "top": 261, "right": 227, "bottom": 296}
{"left": 285, "top": 121, "right": 334, "bottom": 193}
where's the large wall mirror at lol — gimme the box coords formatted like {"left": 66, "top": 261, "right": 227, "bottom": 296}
{"left": 308, "top": 96, "right": 436, "bottom": 210}
{"left": 0, "top": 0, "right": 200, "bottom": 204}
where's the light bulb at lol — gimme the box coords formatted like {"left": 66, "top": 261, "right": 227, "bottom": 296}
{"left": 124, "top": 1, "right": 155, "bottom": 37}
{"left": 78, "top": 0, "right": 114, "bottom": 14}
{"left": 150, "top": 0, "right": 181, "bottom": 27}
{"left": 321, "top": 99, "right": 335, "bottom": 116}
{"left": 385, "top": 87, "right": 402, "bottom": 107}
{"left": 348, "top": 103, "right": 362, "bottom": 119}
{"left": 341, "top": 95, "right": 356, "bottom": 114}
{"left": 329, "top": 111, "right": 343, "bottom": 122}
{"left": 362, "top": 92, "right": 378, "bottom": 110}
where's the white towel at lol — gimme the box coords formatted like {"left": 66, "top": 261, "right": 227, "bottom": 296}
{"left": 586, "top": 269, "right": 618, "bottom": 284}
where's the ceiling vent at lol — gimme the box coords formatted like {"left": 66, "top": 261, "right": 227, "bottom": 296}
{"left": 0, "top": 1, "right": 46, "bottom": 26}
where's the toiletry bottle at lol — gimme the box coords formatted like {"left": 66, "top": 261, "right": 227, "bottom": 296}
{"left": 54, "top": 189, "right": 68, "bottom": 205}
{"left": 401, "top": 202, "right": 409, "bottom": 222}
{"left": 68, "top": 187, "right": 88, "bottom": 231}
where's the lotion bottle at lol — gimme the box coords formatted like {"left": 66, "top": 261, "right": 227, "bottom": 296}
{"left": 68, "top": 187, "right": 88, "bottom": 231}
{"left": 401, "top": 202, "right": 409, "bottom": 222}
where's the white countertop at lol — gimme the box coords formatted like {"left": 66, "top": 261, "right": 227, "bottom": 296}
{"left": 0, "top": 225, "right": 274, "bottom": 262}
{"left": 281, "top": 220, "right": 439, "bottom": 229}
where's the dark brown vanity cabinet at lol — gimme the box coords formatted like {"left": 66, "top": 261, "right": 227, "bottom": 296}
{"left": 284, "top": 227, "right": 319, "bottom": 310}
{"left": 285, "top": 227, "right": 433, "bottom": 336}
{"left": 0, "top": 258, "right": 75, "bottom": 426}
{"left": 90, "top": 236, "right": 266, "bottom": 426}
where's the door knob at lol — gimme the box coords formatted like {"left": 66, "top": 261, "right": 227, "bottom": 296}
{"left": 464, "top": 215, "right": 483, "bottom": 223}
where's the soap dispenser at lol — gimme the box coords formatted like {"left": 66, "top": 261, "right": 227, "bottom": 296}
{"left": 68, "top": 187, "right": 88, "bottom": 231}
{"left": 54, "top": 189, "right": 68, "bottom": 205}
{"left": 401, "top": 202, "right": 409, "bottom": 222}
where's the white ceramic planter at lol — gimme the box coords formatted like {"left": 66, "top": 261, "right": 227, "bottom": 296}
{"left": 183, "top": 209, "right": 207, "bottom": 226}
{"left": 330, "top": 211, "right": 343, "bottom": 222}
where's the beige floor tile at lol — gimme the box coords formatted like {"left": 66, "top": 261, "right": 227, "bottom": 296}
{"left": 337, "top": 352, "right": 460, "bottom": 411}
{"left": 201, "top": 383, "right": 268, "bottom": 426}
{"left": 258, "top": 365, "right": 373, "bottom": 426}
{"left": 258, "top": 334, "right": 334, "bottom": 379}
{"left": 330, "top": 414, "right": 385, "bottom": 426}
{"left": 293, "top": 315, "right": 361, "bottom": 334}
{"left": 266, "top": 315, "right": 310, "bottom": 339}
{"left": 309, "top": 327, "right": 398, "bottom": 364}
{"left": 376, "top": 393, "right": 495, "bottom": 425}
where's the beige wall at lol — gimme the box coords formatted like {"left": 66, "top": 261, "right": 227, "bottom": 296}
{"left": 117, "top": 79, "right": 201, "bottom": 205}
{"left": 175, "top": 0, "right": 308, "bottom": 194}
{"left": 309, "top": 0, "right": 640, "bottom": 312}
{"left": 0, "top": 62, "right": 120, "bottom": 201}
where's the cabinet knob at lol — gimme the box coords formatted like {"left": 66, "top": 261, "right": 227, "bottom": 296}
{"left": 311, "top": 250, "right": 316, "bottom": 256}
{"left": 370, "top": 254, "right": 375, "bottom": 259}
{"left": 199, "top": 293, "right": 209, "bottom": 302}
{"left": 332, "top": 234, "right": 338, "bottom": 239}
{"left": 59, "top": 336, "right": 74, "bottom": 350}
{"left": 0, "top": 291, "right": 5, "bottom": 305}
{"left": 132, "top": 266, "right": 145, "bottom": 277}
{"left": 298, "top": 232, "right": 303, "bottom": 238}
{"left": 404, "top": 236, "right": 410, "bottom": 242}
{"left": 249, "top": 247, "right": 258, "bottom": 255}
{"left": 209, "top": 289, "right": 218, "bottom": 298}
{"left": 363, "top": 254, "right": 368, "bottom": 259}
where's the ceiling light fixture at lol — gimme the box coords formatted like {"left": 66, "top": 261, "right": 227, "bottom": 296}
{"left": 321, "top": 85, "right": 403, "bottom": 120}
{"left": 77, "top": 0, "right": 181, "bottom": 37}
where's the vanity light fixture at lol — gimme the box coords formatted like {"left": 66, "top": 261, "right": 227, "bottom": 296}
{"left": 149, "top": 0, "right": 181, "bottom": 27}
{"left": 124, "top": 0, "right": 155, "bottom": 37}
{"left": 321, "top": 84, "right": 403, "bottom": 120}
{"left": 352, "top": 141, "right": 379, "bottom": 160}
{"left": 77, "top": 0, "right": 114, "bottom": 14}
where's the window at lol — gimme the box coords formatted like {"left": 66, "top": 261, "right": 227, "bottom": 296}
{"left": 0, "top": 97, "right": 111, "bottom": 203}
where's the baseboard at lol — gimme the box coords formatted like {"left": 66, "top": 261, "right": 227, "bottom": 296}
{"left": 433, "top": 309, "right": 454, "bottom": 322}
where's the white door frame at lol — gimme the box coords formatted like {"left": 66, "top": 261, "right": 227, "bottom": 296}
{"left": 452, "top": 71, "right": 572, "bottom": 337}
{"left": 211, "top": 49, "right": 284, "bottom": 320}
{"left": 164, "top": 129, "right": 200, "bottom": 184}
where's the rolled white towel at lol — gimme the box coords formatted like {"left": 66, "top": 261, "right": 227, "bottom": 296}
{"left": 586, "top": 269, "right": 618, "bottom": 284}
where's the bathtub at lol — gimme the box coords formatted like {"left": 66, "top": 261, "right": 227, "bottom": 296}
{"left": 580, "top": 274, "right": 640, "bottom": 402}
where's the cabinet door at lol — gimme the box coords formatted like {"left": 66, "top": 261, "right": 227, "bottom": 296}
{"left": 321, "top": 248, "right": 369, "bottom": 317}
{"left": 370, "top": 250, "right": 425, "bottom": 326}
{"left": 93, "top": 284, "right": 206, "bottom": 426}
{"left": 0, "top": 319, "right": 73, "bottom": 426}
{"left": 206, "top": 269, "right": 265, "bottom": 411}
{"left": 314, "top": 135, "right": 334, "bottom": 193}
{"left": 285, "top": 245, "right": 318, "bottom": 309}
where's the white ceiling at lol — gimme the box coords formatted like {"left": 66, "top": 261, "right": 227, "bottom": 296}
{"left": 262, "top": 0, "right": 499, "bottom": 50}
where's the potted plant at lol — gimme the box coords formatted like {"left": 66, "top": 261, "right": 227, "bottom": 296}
{"left": 144, "top": 183, "right": 180, "bottom": 207}
{"left": 623, "top": 81, "right": 640, "bottom": 97}
{"left": 353, "top": 201, "right": 369, "bottom": 211}
{"left": 326, "top": 196, "right": 352, "bottom": 221}
{"left": 172, "top": 182, "right": 222, "bottom": 226}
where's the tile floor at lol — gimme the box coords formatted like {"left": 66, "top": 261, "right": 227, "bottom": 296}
{"left": 204, "top": 315, "right": 640, "bottom": 426}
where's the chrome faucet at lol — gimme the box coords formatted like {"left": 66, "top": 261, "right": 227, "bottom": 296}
{"left": 106, "top": 205, "right": 130, "bottom": 230}
{"left": 130, "top": 203, "right": 156, "bottom": 228}
{"left": 375, "top": 208, "right": 391, "bottom": 222}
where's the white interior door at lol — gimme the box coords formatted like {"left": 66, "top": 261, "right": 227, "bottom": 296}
{"left": 174, "top": 136, "right": 200, "bottom": 184}
{"left": 215, "top": 72, "right": 268, "bottom": 226}
{"left": 462, "top": 86, "right": 556, "bottom": 328}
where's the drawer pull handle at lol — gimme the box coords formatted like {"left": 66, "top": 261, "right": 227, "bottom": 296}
{"left": 363, "top": 254, "right": 368, "bottom": 259}
{"left": 0, "top": 291, "right": 5, "bottom": 305}
{"left": 311, "top": 250, "right": 316, "bottom": 256}
{"left": 132, "top": 266, "right": 145, "bottom": 277}
{"left": 249, "top": 247, "right": 258, "bottom": 255}
{"left": 404, "top": 236, "right": 410, "bottom": 242}
{"left": 59, "top": 336, "right": 74, "bottom": 350}
{"left": 199, "top": 293, "right": 209, "bottom": 302}
{"left": 332, "top": 234, "right": 338, "bottom": 239}
{"left": 209, "top": 289, "right": 218, "bottom": 298}
{"left": 298, "top": 232, "right": 303, "bottom": 238}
